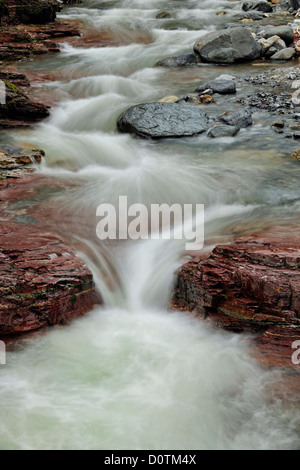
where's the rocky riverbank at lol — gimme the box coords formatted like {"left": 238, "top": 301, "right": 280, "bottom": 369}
{"left": 0, "top": 1, "right": 102, "bottom": 339}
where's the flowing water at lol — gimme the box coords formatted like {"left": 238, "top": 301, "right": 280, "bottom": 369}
{"left": 1, "top": 0, "right": 300, "bottom": 450}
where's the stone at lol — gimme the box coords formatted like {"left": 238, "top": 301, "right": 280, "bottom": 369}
{"left": 15, "top": 0, "right": 61, "bottom": 24}
{"left": 172, "top": 237, "right": 300, "bottom": 368}
{"left": 194, "top": 27, "right": 262, "bottom": 64}
{"left": 117, "top": 102, "right": 209, "bottom": 139}
{"left": 242, "top": 0, "right": 273, "bottom": 11}
{"left": 195, "top": 79, "right": 236, "bottom": 95}
{"left": 270, "top": 47, "right": 296, "bottom": 60}
{"left": 158, "top": 96, "right": 179, "bottom": 103}
{"left": 263, "top": 25, "right": 295, "bottom": 45}
{"left": 0, "top": 223, "right": 101, "bottom": 336}
{"left": 0, "top": 79, "right": 50, "bottom": 127}
{"left": 156, "top": 53, "right": 198, "bottom": 67}
{"left": 235, "top": 11, "right": 265, "bottom": 20}
{"left": 156, "top": 11, "right": 171, "bottom": 19}
{"left": 219, "top": 109, "right": 253, "bottom": 127}
{"left": 207, "top": 125, "right": 240, "bottom": 137}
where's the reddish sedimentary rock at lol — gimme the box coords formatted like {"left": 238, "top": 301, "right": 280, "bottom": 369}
{"left": 0, "top": 150, "right": 101, "bottom": 338}
{"left": 173, "top": 237, "right": 300, "bottom": 368}
{"left": 0, "top": 223, "right": 101, "bottom": 337}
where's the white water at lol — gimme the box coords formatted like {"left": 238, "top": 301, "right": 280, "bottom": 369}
{"left": 2, "top": 0, "right": 300, "bottom": 450}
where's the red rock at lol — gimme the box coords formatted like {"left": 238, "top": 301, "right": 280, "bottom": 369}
{"left": 173, "top": 237, "right": 300, "bottom": 368}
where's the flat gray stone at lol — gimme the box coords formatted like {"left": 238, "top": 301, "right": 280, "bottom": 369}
{"left": 219, "top": 109, "right": 253, "bottom": 128}
{"left": 270, "top": 47, "right": 296, "bottom": 60}
{"left": 117, "top": 102, "right": 209, "bottom": 139}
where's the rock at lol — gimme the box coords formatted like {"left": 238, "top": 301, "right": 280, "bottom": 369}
{"left": 270, "top": 47, "right": 296, "bottom": 60}
{"left": 259, "top": 35, "right": 286, "bottom": 56}
{"left": 156, "top": 10, "right": 171, "bottom": 19}
{"left": 195, "top": 79, "right": 236, "bottom": 95}
{"left": 263, "top": 25, "right": 295, "bottom": 45}
{"left": 172, "top": 237, "right": 300, "bottom": 368}
{"left": 207, "top": 125, "right": 240, "bottom": 137}
{"left": 235, "top": 11, "right": 266, "bottom": 20}
{"left": 117, "top": 102, "right": 209, "bottom": 139}
{"left": 242, "top": 0, "right": 273, "bottom": 12}
{"left": 194, "top": 27, "right": 262, "bottom": 64}
{"left": 0, "top": 80, "right": 50, "bottom": 127}
{"left": 156, "top": 53, "right": 198, "bottom": 67}
{"left": 158, "top": 96, "right": 179, "bottom": 103}
{"left": 0, "top": 223, "right": 101, "bottom": 337}
{"left": 219, "top": 109, "right": 253, "bottom": 127}
{"left": 215, "top": 74, "right": 236, "bottom": 81}
{"left": 15, "top": 0, "right": 61, "bottom": 24}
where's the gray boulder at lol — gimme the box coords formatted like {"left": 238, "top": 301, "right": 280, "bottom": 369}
{"left": 263, "top": 26, "right": 295, "bottom": 45}
{"left": 242, "top": 0, "right": 273, "bottom": 12}
{"left": 117, "top": 102, "right": 209, "bottom": 139}
{"left": 270, "top": 47, "right": 296, "bottom": 60}
{"left": 195, "top": 79, "right": 236, "bottom": 94}
{"left": 219, "top": 109, "right": 253, "bottom": 128}
{"left": 194, "top": 28, "right": 262, "bottom": 64}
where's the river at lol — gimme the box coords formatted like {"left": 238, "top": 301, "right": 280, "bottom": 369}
{"left": 0, "top": 0, "right": 300, "bottom": 450}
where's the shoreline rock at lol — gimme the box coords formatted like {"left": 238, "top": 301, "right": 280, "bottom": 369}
{"left": 172, "top": 236, "right": 300, "bottom": 369}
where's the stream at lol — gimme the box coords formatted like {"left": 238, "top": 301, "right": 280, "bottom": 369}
{"left": 0, "top": 0, "right": 300, "bottom": 450}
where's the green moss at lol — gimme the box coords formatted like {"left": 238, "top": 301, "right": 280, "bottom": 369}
{"left": 71, "top": 294, "right": 77, "bottom": 306}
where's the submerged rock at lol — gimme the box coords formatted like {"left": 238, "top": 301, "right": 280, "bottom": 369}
{"left": 156, "top": 53, "right": 198, "bottom": 67}
{"left": 117, "top": 102, "right": 209, "bottom": 139}
{"left": 207, "top": 125, "right": 240, "bottom": 138}
{"left": 194, "top": 27, "right": 262, "bottom": 64}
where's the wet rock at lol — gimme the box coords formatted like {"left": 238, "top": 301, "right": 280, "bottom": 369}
{"left": 0, "top": 223, "right": 101, "bottom": 337}
{"left": 117, "top": 102, "right": 209, "bottom": 139}
{"left": 207, "top": 125, "right": 240, "bottom": 137}
{"left": 156, "top": 53, "right": 198, "bottom": 67}
{"left": 219, "top": 109, "right": 253, "bottom": 127}
{"left": 0, "top": 79, "right": 50, "bottom": 127}
{"left": 172, "top": 237, "right": 300, "bottom": 368}
{"left": 242, "top": 0, "right": 273, "bottom": 12}
{"left": 156, "top": 10, "right": 171, "bottom": 19}
{"left": 194, "top": 27, "right": 262, "bottom": 64}
{"left": 235, "top": 11, "right": 266, "bottom": 20}
{"left": 195, "top": 79, "right": 236, "bottom": 95}
{"left": 263, "top": 25, "right": 295, "bottom": 45}
{"left": 270, "top": 47, "right": 296, "bottom": 60}
{"left": 158, "top": 96, "right": 179, "bottom": 103}
{"left": 15, "top": 0, "right": 61, "bottom": 24}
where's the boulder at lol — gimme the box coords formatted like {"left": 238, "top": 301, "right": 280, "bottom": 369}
{"left": 156, "top": 53, "right": 198, "bottom": 67}
{"left": 242, "top": 0, "right": 273, "bottom": 12}
{"left": 219, "top": 109, "right": 252, "bottom": 127}
{"left": 172, "top": 237, "right": 300, "bottom": 368}
{"left": 117, "top": 102, "right": 209, "bottom": 139}
{"left": 263, "top": 26, "right": 295, "bottom": 46}
{"left": 194, "top": 27, "right": 262, "bottom": 64}
{"left": 207, "top": 125, "right": 240, "bottom": 137}
{"left": 195, "top": 79, "right": 236, "bottom": 95}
